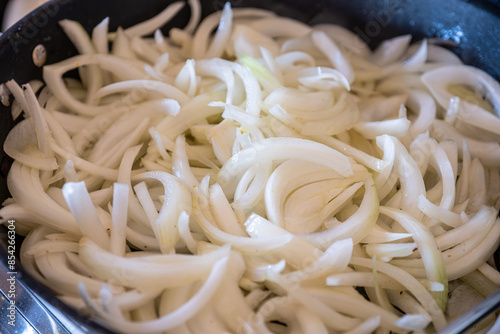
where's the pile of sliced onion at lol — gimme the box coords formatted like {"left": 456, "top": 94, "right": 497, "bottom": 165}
{"left": 2, "top": 0, "right": 500, "bottom": 333}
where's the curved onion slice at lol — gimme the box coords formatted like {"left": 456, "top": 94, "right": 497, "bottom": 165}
{"left": 422, "top": 65, "right": 500, "bottom": 135}
{"left": 218, "top": 137, "right": 353, "bottom": 190}
{"left": 79, "top": 236, "right": 229, "bottom": 289}
{"left": 132, "top": 171, "right": 192, "bottom": 253}
{"left": 4, "top": 120, "right": 58, "bottom": 171}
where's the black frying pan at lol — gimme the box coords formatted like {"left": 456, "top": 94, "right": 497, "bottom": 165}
{"left": 0, "top": 0, "right": 499, "bottom": 332}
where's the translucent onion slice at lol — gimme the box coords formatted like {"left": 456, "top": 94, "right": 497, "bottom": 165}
{"left": 43, "top": 54, "right": 146, "bottom": 116}
{"left": 193, "top": 177, "right": 292, "bottom": 255}
{"left": 8, "top": 162, "right": 80, "bottom": 235}
{"left": 120, "top": 1, "right": 185, "bottom": 38}
{"left": 62, "top": 181, "right": 110, "bottom": 249}
{"left": 218, "top": 137, "right": 353, "bottom": 190}
{"left": 79, "top": 236, "right": 229, "bottom": 289}
{"left": 422, "top": 65, "right": 500, "bottom": 115}
{"left": 350, "top": 257, "right": 446, "bottom": 330}
{"left": 379, "top": 206, "right": 448, "bottom": 310}
{"left": 3, "top": 120, "right": 58, "bottom": 171}
{"left": 300, "top": 176, "right": 378, "bottom": 249}
{"left": 79, "top": 256, "right": 228, "bottom": 334}
{"left": 132, "top": 171, "right": 192, "bottom": 253}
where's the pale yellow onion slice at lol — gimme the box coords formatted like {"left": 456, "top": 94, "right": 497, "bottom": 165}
{"left": 266, "top": 274, "right": 362, "bottom": 331}
{"left": 248, "top": 16, "right": 312, "bottom": 38}
{"left": 313, "top": 23, "right": 371, "bottom": 57}
{"left": 3, "top": 120, "right": 58, "bottom": 171}
{"left": 62, "top": 181, "right": 110, "bottom": 250}
{"left": 431, "top": 119, "right": 500, "bottom": 166}
{"left": 371, "top": 35, "right": 412, "bottom": 67}
{"left": 218, "top": 137, "right": 353, "bottom": 191}
{"left": 299, "top": 176, "right": 378, "bottom": 249}
{"left": 308, "top": 288, "right": 410, "bottom": 332}
{"left": 7, "top": 162, "right": 80, "bottom": 235}
{"left": 422, "top": 64, "right": 500, "bottom": 112}
{"left": 379, "top": 135, "right": 426, "bottom": 220}
{"left": 350, "top": 257, "right": 446, "bottom": 330}
{"left": 132, "top": 171, "right": 192, "bottom": 253}
{"left": 379, "top": 206, "right": 447, "bottom": 310}
{"left": 43, "top": 54, "right": 146, "bottom": 116}
{"left": 193, "top": 177, "right": 292, "bottom": 255}
{"left": 59, "top": 19, "right": 102, "bottom": 104}
{"left": 311, "top": 30, "right": 355, "bottom": 84}
{"left": 93, "top": 80, "right": 189, "bottom": 104}
{"left": 119, "top": 1, "right": 185, "bottom": 38}
{"left": 79, "top": 256, "right": 229, "bottom": 334}
{"left": 79, "top": 236, "right": 229, "bottom": 289}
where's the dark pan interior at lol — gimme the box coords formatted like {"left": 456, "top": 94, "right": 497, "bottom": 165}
{"left": 0, "top": 0, "right": 499, "bottom": 332}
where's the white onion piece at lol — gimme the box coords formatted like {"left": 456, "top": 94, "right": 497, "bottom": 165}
{"left": 79, "top": 236, "right": 229, "bottom": 289}
{"left": 342, "top": 316, "right": 381, "bottom": 334}
{"left": 432, "top": 120, "right": 500, "bottom": 166}
{"left": 358, "top": 93, "right": 407, "bottom": 122}
{"left": 218, "top": 137, "right": 353, "bottom": 190}
{"left": 53, "top": 143, "right": 118, "bottom": 181}
{"left": 312, "top": 135, "right": 388, "bottom": 173}
{"left": 248, "top": 17, "right": 311, "bottom": 38}
{"left": 326, "top": 272, "right": 404, "bottom": 290}
{"left": 94, "top": 80, "right": 189, "bottom": 104}
{"left": 295, "top": 305, "right": 329, "bottom": 334}
{"left": 354, "top": 117, "right": 410, "bottom": 139}
{"left": 36, "top": 252, "right": 104, "bottom": 296}
{"left": 120, "top": 1, "right": 185, "bottom": 38}
{"left": 43, "top": 54, "right": 146, "bottom": 116}
{"left": 365, "top": 242, "right": 417, "bottom": 262}
{"left": 197, "top": 59, "right": 240, "bottom": 105}
{"left": 24, "top": 239, "right": 79, "bottom": 257}
{"left": 275, "top": 51, "right": 315, "bottom": 70}
{"left": 109, "top": 183, "right": 129, "bottom": 256}
{"left": 285, "top": 238, "right": 353, "bottom": 282}
{"left": 172, "top": 135, "right": 199, "bottom": 189}
{"left": 80, "top": 256, "right": 228, "bottom": 334}
{"left": 209, "top": 182, "right": 246, "bottom": 236}
{"left": 313, "top": 24, "right": 371, "bottom": 57}
{"left": 422, "top": 66, "right": 500, "bottom": 132}
{"left": 8, "top": 162, "right": 81, "bottom": 234}
{"left": 264, "top": 87, "right": 333, "bottom": 111}
{"left": 3, "top": 120, "right": 58, "bottom": 171}
{"left": 300, "top": 176, "right": 378, "bottom": 249}
{"left": 371, "top": 35, "right": 412, "bottom": 67}
{"left": 91, "top": 17, "right": 109, "bottom": 54}
{"left": 59, "top": 19, "right": 102, "bottom": 104}
{"left": 402, "top": 39, "right": 428, "bottom": 69}
{"left": 361, "top": 225, "right": 412, "bottom": 243}
{"left": 193, "top": 177, "right": 292, "bottom": 255}
{"left": 132, "top": 171, "right": 192, "bottom": 253}
{"left": 426, "top": 44, "right": 462, "bottom": 64}
{"left": 311, "top": 31, "right": 355, "bottom": 84}
{"left": 379, "top": 207, "right": 447, "bottom": 310}
{"left": 417, "top": 195, "right": 464, "bottom": 228}
{"left": 244, "top": 213, "right": 321, "bottom": 270}
{"left": 381, "top": 135, "right": 426, "bottom": 220}
{"left": 205, "top": 3, "right": 233, "bottom": 59}
{"left": 435, "top": 206, "right": 497, "bottom": 251}
{"left": 308, "top": 288, "right": 405, "bottom": 332}
{"left": 407, "top": 89, "right": 436, "bottom": 137}
{"left": 267, "top": 274, "right": 361, "bottom": 331}
{"left": 350, "top": 257, "right": 446, "bottom": 330}
{"left": 63, "top": 181, "right": 110, "bottom": 249}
